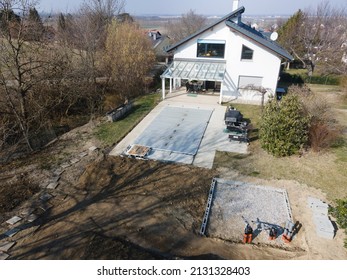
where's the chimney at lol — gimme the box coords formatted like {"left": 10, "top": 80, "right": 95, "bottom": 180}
{"left": 233, "top": 0, "right": 239, "bottom": 11}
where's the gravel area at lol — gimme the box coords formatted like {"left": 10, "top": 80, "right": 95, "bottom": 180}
{"left": 206, "top": 179, "right": 293, "bottom": 245}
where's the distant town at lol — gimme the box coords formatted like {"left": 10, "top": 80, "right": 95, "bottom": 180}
{"left": 40, "top": 12, "right": 290, "bottom": 33}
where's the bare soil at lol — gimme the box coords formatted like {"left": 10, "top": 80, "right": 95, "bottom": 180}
{"left": 0, "top": 119, "right": 346, "bottom": 260}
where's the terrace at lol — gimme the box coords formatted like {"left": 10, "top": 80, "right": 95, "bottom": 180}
{"left": 109, "top": 90, "right": 248, "bottom": 168}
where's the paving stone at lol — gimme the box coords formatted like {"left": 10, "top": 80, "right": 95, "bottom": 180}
{"left": 46, "top": 182, "right": 59, "bottom": 190}
{"left": 27, "top": 214, "right": 38, "bottom": 223}
{"left": 60, "top": 163, "right": 71, "bottom": 169}
{"left": 0, "top": 241, "right": 16, "bottom": 252}
{"left": 78, "top": 152, "right": 88, "bottom": 158}
{"left": 307, "top": 197, "right": 329, "bottom": 215}
{"left": 39, "top": 193, "right": 53, "bottom": 202}
{"left": 20, "top": 207, "right": 34, "bottom": 216}
{"left": 89, "top": 146, "right": 98, "bottom": 151}
{"left": 50, "top": 176, "right": 60, "bottom": 183}
{"left": 5, "top": 228, "right": 21, "bottom": 237}
{"left": 6, "top": 216, "right": 22, "bottom": 225}
{"left": 0, "top": 252, "right": 10, "bottom": 260}
{"left": 53, "top": 169, "right": 64, "bottom": 176}
{"left": 308, "top": 197, "right": 335, "bottom": 240}
{"left": 70, "top": 158, "right": 80, "bottom": 164}
{"left": 38, "top": 203, "right": 53, "bottom": 212}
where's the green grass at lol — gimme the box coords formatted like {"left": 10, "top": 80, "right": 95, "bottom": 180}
{"left": 226, "top": 103, "right": 262, "bottom": 126}
{"left": 332, "top": 138, "right": 347, "bottom": 163}
{"left": 214, "top": 97, "right": 347, "bottom": 201}
{"left": 284, "top": 69, "right": 342, "bottom": 85}
{"left": 94, "top": 93, "right": 161, "bottom": 147}
{"left": 285, "top": 69, "right": 307, "bottom": 76}
{"left": 225, "top": 103, "right": 262, "bottom": 141}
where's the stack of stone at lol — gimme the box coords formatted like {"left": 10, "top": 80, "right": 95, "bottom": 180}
{"left": 307, "top": 197, "right": 335, "bottom": 240}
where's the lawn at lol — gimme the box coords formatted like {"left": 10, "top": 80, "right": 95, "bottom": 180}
{"left": 214, "top": 86, "right": 347, "bottom": 201}
{"left": 94, "top": 93, "right": 161, "bottom": 147}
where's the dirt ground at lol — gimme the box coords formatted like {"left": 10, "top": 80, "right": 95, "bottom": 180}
{"left": 0, "top": 120, "right": 346, "bottom": 260}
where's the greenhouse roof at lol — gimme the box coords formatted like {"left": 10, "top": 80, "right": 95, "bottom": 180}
{"left": 161, "top": 59, "right": 226, "bottom": 81}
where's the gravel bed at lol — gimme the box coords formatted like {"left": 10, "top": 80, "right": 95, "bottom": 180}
{"left": 207, "top": 179, "right": 292, "bottom": 244}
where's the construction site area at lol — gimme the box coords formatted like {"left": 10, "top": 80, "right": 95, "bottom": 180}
{"left": 0, "top": 92, "right": 346, "bottom": 260}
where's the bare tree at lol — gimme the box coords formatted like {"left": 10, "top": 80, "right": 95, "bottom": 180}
{"left": 56, "top": 0, "right": 125, "bottom": 116}
{"left": 104, "top": 21, "right": 156, "bottom": 101}
{"left": 302, "top": 1, "right": 347, "bottom": 74}
{"left": 279, "top": 1, "right": 347, "bottom": 75}
{"left": 81, "top": 0, "right": 125, "bottom": 22}
{"left": 166, "top": 9, "right": 207, "bottom": 43}
{"left": 0, "top": 0, "right": 69, "bottom": 151}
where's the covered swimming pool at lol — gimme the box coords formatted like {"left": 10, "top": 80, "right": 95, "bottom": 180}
{"left": 132, "top": 106, "right": 213, "bottom": 163}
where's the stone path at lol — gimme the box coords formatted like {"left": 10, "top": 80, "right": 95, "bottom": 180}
{"left": 0, "top": 146, "right": 99, "bottom": 259}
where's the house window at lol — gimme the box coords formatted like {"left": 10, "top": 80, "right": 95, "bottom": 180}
{"left": 197, "top": 39, "right": 225, "bottom": 58}
{"left": 241, "top": 45, "right": 254, "bottom": 60}
{"left": 238, "top": 76, "right": 263, "bottom": 88}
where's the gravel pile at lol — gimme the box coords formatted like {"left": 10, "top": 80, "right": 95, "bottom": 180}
{"left": 207, "top": 179, "right": 292, "bottom": 244}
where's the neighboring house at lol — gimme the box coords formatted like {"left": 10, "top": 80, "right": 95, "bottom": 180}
{"left": 147, "top": 29, "right": 171, "bottom": 63}
{"left": 161, "top": 1, "right": 293, "bottom": 104}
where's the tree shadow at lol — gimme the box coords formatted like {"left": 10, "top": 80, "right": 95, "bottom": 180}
{"left": 7, "top": 156, "right": 215, "bottom": 260}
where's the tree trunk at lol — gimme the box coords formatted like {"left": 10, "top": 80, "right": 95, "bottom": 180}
{"left": 19, "top": 93, "right": 34, "bottom": 151}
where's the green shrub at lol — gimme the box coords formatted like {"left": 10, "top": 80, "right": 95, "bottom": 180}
{"left": 279, "top": 72, "right": 304, "bottom": 84}
{"left": 260, "top": 94, "right": 310, "bottom": 157}
{"left": 288, "top": 85, "right": 342, "bottom": 152}
{"left": 329, "top": 198, "right": 347, "bottom": 248}
{"left": 305, "top": 75, "right": 341, "bottom": 85}
{"left": 330, "top": 199, "right": 347, "bottom": 229}
{"left": 281, "top": 71, "right": 341, "bottom": 86}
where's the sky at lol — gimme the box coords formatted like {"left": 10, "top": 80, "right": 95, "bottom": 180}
{"left": 37, "top": 0, "right": 347, "bottom": 15}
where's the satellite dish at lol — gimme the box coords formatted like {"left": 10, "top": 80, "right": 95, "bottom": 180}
{"left": 270, "top": 32, "right": 278, "bottom": 41}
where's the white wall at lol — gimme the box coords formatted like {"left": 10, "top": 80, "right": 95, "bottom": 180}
{"left": 173, "top": 21, "right": 282, "bottom": 104}
{"left": 224, "top": 30, "right": 281, "bottom": 103}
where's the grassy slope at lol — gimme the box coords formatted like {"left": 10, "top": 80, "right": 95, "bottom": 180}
{"left": 94, "top": 93, "right": 161, "bottom": 147}
{"left": 214, "top": 87, "right": 347, "bottom": 201}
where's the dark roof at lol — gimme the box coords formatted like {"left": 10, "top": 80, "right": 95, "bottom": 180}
{"left": 225, "top": 20, "right": 293, "bottom": 60}
{"left": 165, "top": 6, "right": 245, "bottom": 52}
{"left": 166, "top": 6, "right": 293, "bottom": 61}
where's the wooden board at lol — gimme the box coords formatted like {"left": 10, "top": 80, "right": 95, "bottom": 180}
{"left": 126, "top": 145, "right": 151, "bottom": 158}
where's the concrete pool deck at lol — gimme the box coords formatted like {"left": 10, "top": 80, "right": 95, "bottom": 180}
{"left": 109, "top": 91, "right": 248, "bottom": 168}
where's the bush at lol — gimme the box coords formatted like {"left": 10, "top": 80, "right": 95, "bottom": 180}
{"left": 289, "top": 85, "right": 342, "bottom": 152}
{"left": 330, "top": 199, "right": 347, "bottom": 229}
{"left": 340, "top": 76, "right": 347, "bottom": 105}
{"left": 260, "top": 94, "right": 310, "bottom": 157}
{"left": 309, "top": 122, "right": 341, "bottom": 152}
{"left": 330, "top": 198, "right": 347, "bottom": 248}
{"left": 279, "top": 72, "right": 304, "bottom": 84}
{"left": 281, "top": 71, "right": 341, "bottom": 86}
{"left": 305, "top": 75, "right": 341, "bottom": 85}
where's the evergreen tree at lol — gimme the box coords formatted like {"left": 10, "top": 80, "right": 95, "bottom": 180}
{"left": 0, "top": 8, "right": 20, "bottom": 32}
{"left": 26, "top": 7, "right": 44, "bottom": 41}
{"left": 260, "top": 95, "right": 310, "bottom": 157}
{"left": 278, "top": 9, "right": 306, "bottom": 67}
{"left": 58, "top": 13, "right": 66, "bottom": 31}
{"left": 29, "top": 7, "right": 43, "bottom": 25}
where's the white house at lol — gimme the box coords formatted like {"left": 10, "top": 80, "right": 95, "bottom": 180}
{"left": 161, "top": 1, "right": 293, "bottom": 104}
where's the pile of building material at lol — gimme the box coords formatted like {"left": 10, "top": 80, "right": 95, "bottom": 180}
{"left": 203, "top": 179, "right": 293, "bottom": 244}
{"left": 307, "top": 197, "right": 335, "bottom": 240}
{"left": 124, "top": 144, "right": 151, "bottom": 159}
{"left": 106, "top": 101, "right": 133, "bottom": 122}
